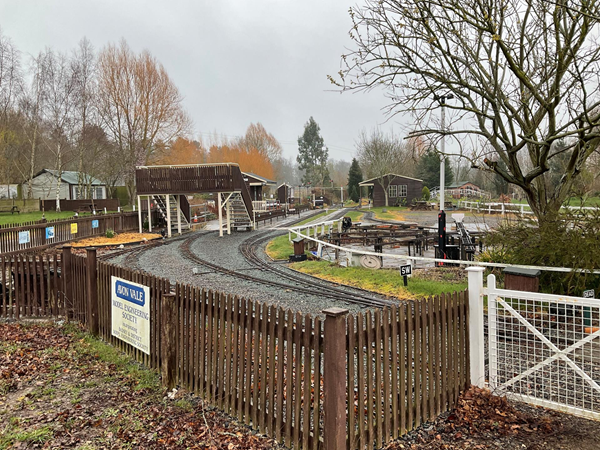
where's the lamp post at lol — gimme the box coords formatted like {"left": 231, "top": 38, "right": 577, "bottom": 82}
{"left": 434, "top": 93, "right": 453, "bottom": 262}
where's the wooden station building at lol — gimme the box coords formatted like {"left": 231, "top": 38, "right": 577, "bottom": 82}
{"left": 358, "top": 174, "right": 424, "bottom": 207}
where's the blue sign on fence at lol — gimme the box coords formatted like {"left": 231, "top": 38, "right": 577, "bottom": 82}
{"left": 18, "top": 230, "right": 30, "bottom": 244}
{"left": 45, "top": 226, "right": 55, "bottom": 239}
{"left": 114, "top": 279, "right": 146, "bottom": 307}
{"left": 92, "top": 219, "right": 99, "bottom": 229}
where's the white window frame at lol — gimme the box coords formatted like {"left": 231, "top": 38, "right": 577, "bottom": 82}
{"left": 399, "top": 185, "right": 407, "bottom": 197}
{"left": 388, "top": 185, "right": 398, "bottom": 198}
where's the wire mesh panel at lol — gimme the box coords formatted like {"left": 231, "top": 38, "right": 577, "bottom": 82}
{"left": 487, "top": 274, "right": 600, "bottom": 420}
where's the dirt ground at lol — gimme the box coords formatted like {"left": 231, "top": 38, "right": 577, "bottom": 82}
{"left": 2, "top": 322, "right": 600, "bottom": 450}
{"left": 0, "top": 322, "right": 282, "bottom": 449}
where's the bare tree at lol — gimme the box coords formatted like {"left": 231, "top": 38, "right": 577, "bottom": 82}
{"left": 334, "top": 0, "right": 600, "bottom": 224}
{"left": 72, "top": 37, "right": 98, "bottom": 198}
{"left": 356, "top": 128, "right": 408, "bottom": 206}
{"left": 97, "top": 40, "right": 191, "bottom": 203}
{"left": 20, "top": 51, "right": 50, "bottom": 198}
{"left": 237, "top": 122, "right": 283, "bottom": 161}
{"left": 43, "top": 49, "right": 77, "bottom": 211}
{"left": 0, "top": 30, "right": 23, "bottom": 184}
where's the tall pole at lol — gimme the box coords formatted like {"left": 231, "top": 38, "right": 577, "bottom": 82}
{"left": 440, "top": 101, "right": 446, "bottom": 211}
{"left": 435, "top": 93, "right": 453, "bottom": 262}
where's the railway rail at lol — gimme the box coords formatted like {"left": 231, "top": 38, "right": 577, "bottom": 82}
{"left": 103, "top": 208, "right": 398, "bottom": 309}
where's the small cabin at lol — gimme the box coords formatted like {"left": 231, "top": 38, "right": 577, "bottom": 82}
{"left": 277, "top": 183, "right": 292, "bottom": 205}
{"left": 242, "top": 172, "right": 277, "bottom": 201}
{"left": 359, "top": 174, "right": 423, "bottom": 207}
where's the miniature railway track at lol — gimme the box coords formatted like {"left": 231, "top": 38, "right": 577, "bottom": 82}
{"left": 181, "top": 232, "right": 395, "bottom": 308}
{"left": 102, "top": 208, "right": 396, "bottom": 308}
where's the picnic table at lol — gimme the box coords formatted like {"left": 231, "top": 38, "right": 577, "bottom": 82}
{"left": 410, "top": 201, "right": 434, "bottom": 211}
{"left": 0, "top": 205, "right": 20, "bottom": 214}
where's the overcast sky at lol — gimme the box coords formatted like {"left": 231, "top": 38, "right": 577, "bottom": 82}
{"left": 1, "top": 0, "right": 412, "bottom": 161}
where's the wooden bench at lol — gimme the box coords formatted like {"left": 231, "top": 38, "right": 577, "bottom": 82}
{"left": 0, "top": 205, "right": 20, "bottom": 214}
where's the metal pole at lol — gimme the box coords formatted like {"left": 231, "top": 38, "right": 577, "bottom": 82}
{"left": 440, "top": 100, "right": 446, "bottom": 211}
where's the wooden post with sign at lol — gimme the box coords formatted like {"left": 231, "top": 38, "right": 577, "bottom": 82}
{"left": 400, "top": 263, "right": 412, "bottom": 287}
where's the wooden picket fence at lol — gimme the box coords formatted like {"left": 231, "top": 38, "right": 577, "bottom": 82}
{"left": 1, "top": 248, "right": 470, "bottom": 450}
{"left": 0, "top": 212, "right": 140, "bottom": 256}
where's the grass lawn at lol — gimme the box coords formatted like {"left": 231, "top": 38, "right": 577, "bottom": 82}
{"left": 0, "top": 208, "right": 129, "bottom": 227}
{"left": 0, "top": 211, "right": 92, "bottom": 226}
{"left": 369, "top": 206, "right": 409, "bottom": 221}
{"left": 265, "top": 210, "right": 331, "bottom": 260}
{"left": 291, "top": 260, "right": 467, "bottom": 299}
{"left": 343, "top": 210, "right": 364, "bottom": 222}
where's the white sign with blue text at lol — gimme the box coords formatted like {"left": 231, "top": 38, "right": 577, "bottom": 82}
{"left": 111, "top": 276, "right": 150, "bottom": 355}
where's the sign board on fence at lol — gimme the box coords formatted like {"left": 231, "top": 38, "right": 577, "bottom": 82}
{"left": 18, "top": 230, "right": 30, "bottom": 244}
{"left": 111, "top": 276, "right": 150, "bottom": 355}
{"left": 400, "top": 264, "right": 412, "bottom": 276}
{"left": 45, "top": 226, "right": 55, "bottom": 239}
{"left": 70, "top": 223, "right": 78, "bottom": 234}
{"left": 92, "top": 219, "right": 99, "bottom": 229}
{"left": 583, "top": 289, "right": 595, "bottom": 299}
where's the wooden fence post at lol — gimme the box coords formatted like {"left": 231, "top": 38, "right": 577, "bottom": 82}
{"left": 161, "top": 292, "right": 177, "bottom": 389}
{"left": 323, "top": 307, "right": 349, "bottom": 450}
{"left": 61, "top": 245, "right": 72, "bottom": 318}
{"left": 85, "top": 247, "right": 99, "bottom": 335}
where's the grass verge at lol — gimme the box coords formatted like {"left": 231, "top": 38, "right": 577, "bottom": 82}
{"left": 265, "top": 210, "right": 332, "bottom": 260}
{"left": 290, "top": 260, "right": 467, "bottom": 298}
{"left": 369, "top": 206, "right": 409, "bottom": 221}
{"left": 0, "top": 210, "right": 123, "bottom": 227}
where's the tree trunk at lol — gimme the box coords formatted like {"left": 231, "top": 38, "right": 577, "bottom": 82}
{"left": 55, "top": 145, "right": 62, "bottom": 213}
{"left": 27, "top": 123, "right": 38, "bottom": 200}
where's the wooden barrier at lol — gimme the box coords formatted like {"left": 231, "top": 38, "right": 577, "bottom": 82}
{"left": 346, "top": 294, "right": 469, "bottom": 449}
{"left": 0, "top": 212, "right": 139, "bottom": 256}
{"left": 5, "top": 247, "right": 470, "bottom": 450}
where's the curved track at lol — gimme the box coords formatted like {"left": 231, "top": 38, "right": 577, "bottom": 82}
{"left": 105, "top": 208, "right": 396, "bottom": 309}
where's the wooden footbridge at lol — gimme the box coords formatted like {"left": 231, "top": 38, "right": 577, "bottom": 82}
{"left": 135, "top": 163, "right": 254, "bottom": 237}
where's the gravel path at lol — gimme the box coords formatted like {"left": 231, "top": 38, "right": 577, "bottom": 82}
{"left": 108, "top": 209, "right": 396, "bottom": 316}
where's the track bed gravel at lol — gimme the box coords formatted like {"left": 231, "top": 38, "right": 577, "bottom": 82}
{"left": 108, "top": 211, "right": 397, "bottom": 316}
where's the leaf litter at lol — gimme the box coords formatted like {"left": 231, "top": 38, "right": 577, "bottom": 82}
{"left": 0, "top": 322, "right": 283, "bottom": 449}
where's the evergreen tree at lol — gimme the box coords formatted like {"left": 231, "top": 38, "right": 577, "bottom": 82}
{"left": 416, "top": 148, "right": 454, "bottom": 189}
{"left": 296, "top": 117, "right": 329, "bottom": 186}
{"left": 347, "top": 158, "right": 363, "bottom": 202}
{"left": 349, "top": 185, "right": 359, "bottom": 203}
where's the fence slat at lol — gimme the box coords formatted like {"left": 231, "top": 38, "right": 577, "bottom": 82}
{"left": 347, "top": 315, "right": 356, "bottom": 449}
{"left": 275, "top": 307, "right": 285, "bottom": 442}
{"left": 357, "top": 312, "right": 365, "bottom": 449}
{"left": 293, "top": 311, "right": 302, "bottom": 448}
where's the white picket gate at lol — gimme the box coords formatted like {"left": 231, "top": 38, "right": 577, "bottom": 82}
{"left": 469, "top": 269, "right": 600, "bottom": 420}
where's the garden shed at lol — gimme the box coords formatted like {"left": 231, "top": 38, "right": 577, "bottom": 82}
{"left": 359, "top": 174, "right": 423, "bottom": 207}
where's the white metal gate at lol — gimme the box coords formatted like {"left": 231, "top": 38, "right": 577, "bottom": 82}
{"left": 486, "top": 274, "right": 600, "bottom": 420}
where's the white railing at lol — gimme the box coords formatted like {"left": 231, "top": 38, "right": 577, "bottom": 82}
{"left": 252, "top": 200, "right": 267, "bottom": 211}
{"left": 431, "top": 188, "right": 489, "bottom": 200}
{"left": 458, "top": 200, "right": 600, "bottom": 215}
{"left": 468, "top": 269, "right": 600, "bottom": 420}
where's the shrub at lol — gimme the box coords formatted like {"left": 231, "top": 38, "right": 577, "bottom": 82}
{"left": 105, "top": 228, "right": 115, "bottom": 238}
{"left": 422, "top": 186, "right": 430, "bottom": 201}
{"left": 480, "top": 210, "right": 600, "bottom": 295}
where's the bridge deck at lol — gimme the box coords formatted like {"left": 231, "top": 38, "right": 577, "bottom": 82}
{"left": 135, "top": 163, "right": 245, "bottom": 195}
